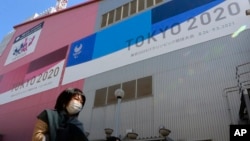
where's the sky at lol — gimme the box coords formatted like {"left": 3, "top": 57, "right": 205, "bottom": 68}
{"left": 0, "top": 0, "right": 88, "bottom": 42}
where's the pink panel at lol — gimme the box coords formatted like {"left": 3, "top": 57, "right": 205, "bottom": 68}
{"left": 0, "top": 64, "right": 29, "bottom": 93}
{"left": 0, "top": 1, "right": 97, "bottom": 140}
{"left": 0, "top": 1, "right": 99, "bottom": 74}
{"left": 0, "top": 80, "right": 84, "bottom": 140}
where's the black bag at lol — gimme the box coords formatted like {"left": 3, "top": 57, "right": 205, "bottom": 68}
{"left": 56, "top": 122, "right": 88, "bottom": 141}
{"left": 56, "top": 125, "right": 70, "bottom": 141}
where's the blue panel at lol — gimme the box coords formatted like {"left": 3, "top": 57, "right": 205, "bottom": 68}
{"left": 151, "top": 0, "right": 224, "bottom": 24}
{"left": 67, "top": 34, "right": 96, "bottom": 67}
{"left": 152, "top": 0, "right": 225, "bottom": 35}
{"left": 93, "top": 11, "right": 151, "bottom": 59}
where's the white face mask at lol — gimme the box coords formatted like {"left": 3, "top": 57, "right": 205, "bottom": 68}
{"left": 66, "top": 100, "right": 82, "bottom": 115}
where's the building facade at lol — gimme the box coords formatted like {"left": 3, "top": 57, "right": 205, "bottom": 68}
{"left": 0, "top": 0, "right": 250, "bottom": 141}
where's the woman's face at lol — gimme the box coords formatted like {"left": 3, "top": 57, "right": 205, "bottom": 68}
{"left": 66, "top": 94, "right": 83, "bottom": 115}
{"left": 72, "top": 94, "right": 84, "bottom": 104}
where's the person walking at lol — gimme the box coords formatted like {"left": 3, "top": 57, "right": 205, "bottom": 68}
{"left": 32, "top": 88, "right": 89, "bottom": 141}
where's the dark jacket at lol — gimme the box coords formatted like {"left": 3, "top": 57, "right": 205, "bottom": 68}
{"left": 38, "top": 109, "right": 88, "bottom": 141}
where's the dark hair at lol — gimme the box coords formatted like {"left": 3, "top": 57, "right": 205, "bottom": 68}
{"left": 54, "top": 88, "right": 86, "bottom": 111}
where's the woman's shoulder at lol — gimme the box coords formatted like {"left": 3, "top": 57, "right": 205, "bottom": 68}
{"left": 37, "top": 109, "right": 58, "bottom": 121}
{"left": 45, "top": 109, "right": 57, "bottom": 113}
{"left": 45, "top": 109, "right": 60, "bottom": 118}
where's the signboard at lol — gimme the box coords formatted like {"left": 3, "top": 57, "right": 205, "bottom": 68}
{"left": 0, "top": 47, "right": 68, "bottom": 105}
{"left": 62, "top": 0, "right": 250, "bottom": 85}
{"left": 4, "top": 22, "right": 44, "bottom": 65}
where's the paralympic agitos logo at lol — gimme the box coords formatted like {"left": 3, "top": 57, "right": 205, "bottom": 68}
{"left": 13, "top": 35, "right": 35, "bottom": 56}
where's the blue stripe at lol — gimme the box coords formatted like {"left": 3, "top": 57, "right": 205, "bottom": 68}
{"left": 151, "top": 0, "right": 224, "bottom": 24}
{"left": 152, "top": 0, "right": 224, "bottom": 35}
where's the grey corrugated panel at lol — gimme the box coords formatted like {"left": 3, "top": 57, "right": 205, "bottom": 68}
{"left": 153, "top": 67, "right": 230, "bottom": 140}
{"left": 104, "top": 105, "right": 116, "bottom": 129}
{"left": 120, "top": 101, "right": 137, "bottom": 133}
{"left": 0, "top": 31, "right": 15, "bottom": 56}
{"left": 88, "top": 107, "right": 106, "bottom": 139}
{"left": 82, "top": 30, "right": 250, "bottom": 141}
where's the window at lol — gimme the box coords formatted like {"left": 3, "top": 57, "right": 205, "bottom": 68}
{"left": 122, "top": 3, "right": 129, "bottom": 19}
{"left": 100, "top": 0, "right": 163, "bottom": 28}
{"left": 94, "top": 87, "right": 107, "bottom": 107}
{"left": 137, "top": 76, "right": 152, "bottom": 98}
{"left": 122, "top": 80, "right": 136, "bottom": 100}
{"left": 130, "top": 0, "right": 137, "bottom": 15}
{"left": 147, "top": 0, "right": 154, "bottom": 8}
{"left": 94, "top": 76, "right": 153, "bottom": 107}
{"left": 115, "top": 6, "right": 122, "bottom": 21}
{"left": 107, "top": 84, "right": 121, "bottom": 104}
{"left": 138, "top": 0, "right": 145, "bottom": 12}
{"left": 107, "top": 10, "right": 115, "bottom": 25}
{"left": 156, "top": 0, "right": 163, "bottom": 5}
{"left": 101, "top": 13, "right": 108, "bottom": 28}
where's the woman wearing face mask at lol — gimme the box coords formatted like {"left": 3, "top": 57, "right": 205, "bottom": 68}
{"left": 32, "top": 88, "right": 89, "bottom": 141}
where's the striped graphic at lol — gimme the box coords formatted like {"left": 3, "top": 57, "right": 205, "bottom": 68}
{"left": 0, "top": 47, "right": 68, "bottom": 105}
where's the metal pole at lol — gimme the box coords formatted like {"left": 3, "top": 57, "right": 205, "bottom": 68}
{"left": 115, "top": 98, "right": 122, "bottom": 137}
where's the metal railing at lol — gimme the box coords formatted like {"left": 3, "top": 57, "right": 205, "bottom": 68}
{"left": 223, "top": 86, "right": 239, "bottom": 124}
{"left": 223, "top": 61, "right": 250, "bottom": 124}
{"left": 236, "top": 62, "right": 250, "bottom": 123}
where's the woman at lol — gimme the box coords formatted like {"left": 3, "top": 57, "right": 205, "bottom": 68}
{"left": 32, "top": 88, "right": 89, "bottom": 141}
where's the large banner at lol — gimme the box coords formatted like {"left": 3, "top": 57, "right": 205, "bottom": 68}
{"left": 62, "top": 0, "right": 250, "bottom": 85}
{"left": 4, "top": 22, "right": 44, "bottom": 65}
{"left": 0, "top": 47, "right": 68, "bottom": 105}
